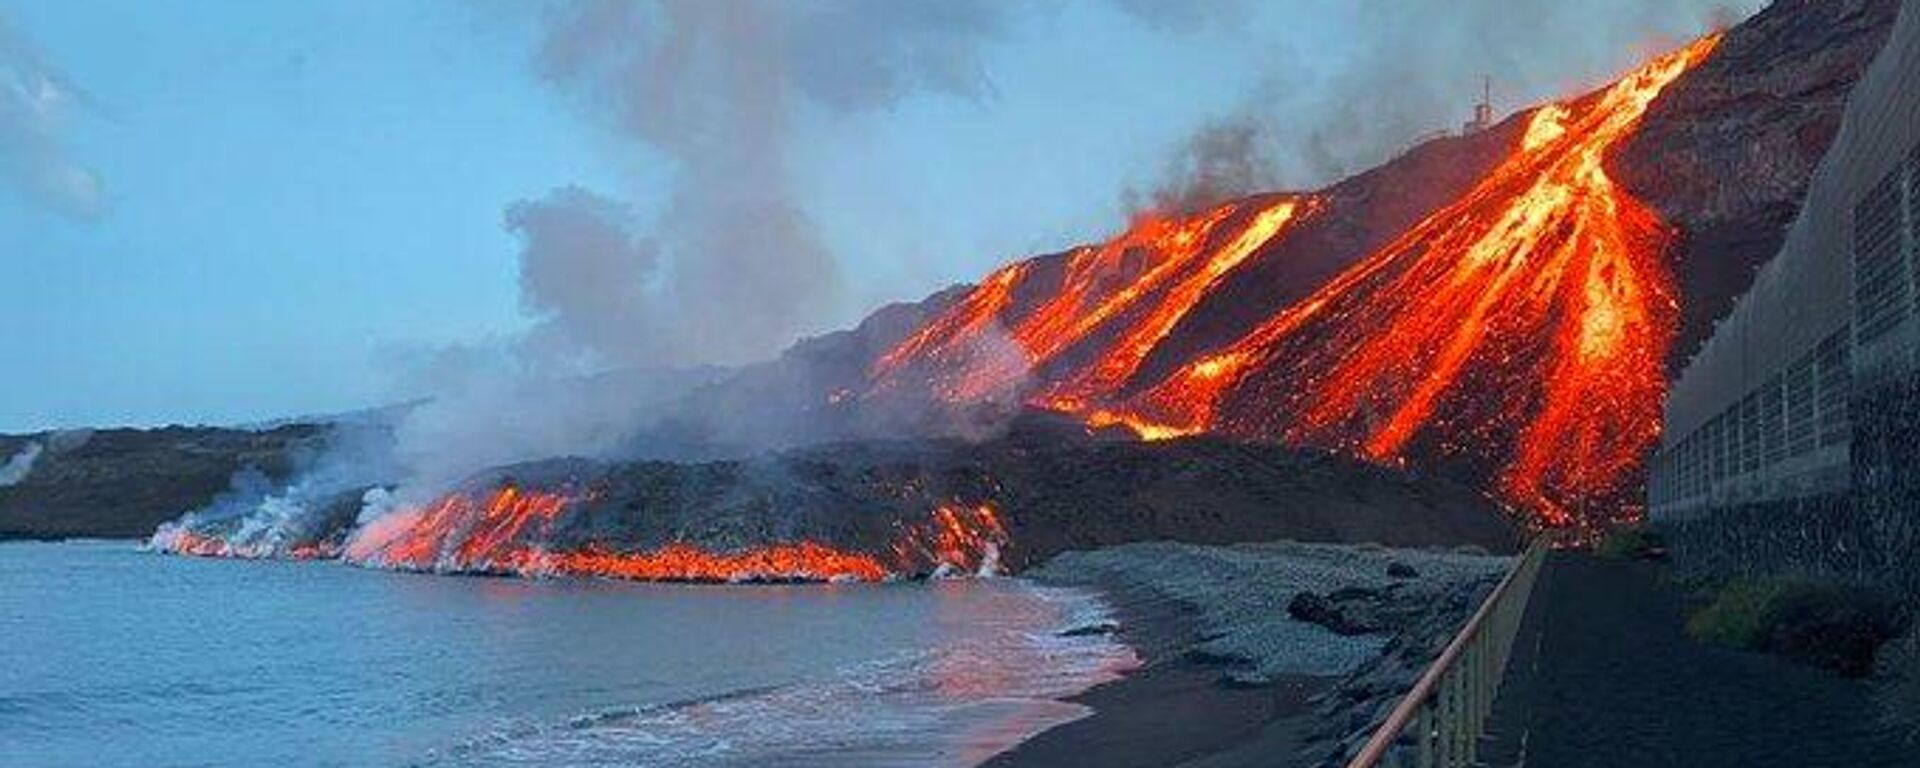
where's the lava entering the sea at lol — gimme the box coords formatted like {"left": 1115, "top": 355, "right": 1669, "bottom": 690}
{"left": 152, "top": 482, "right": 1021, "bottom": 584}
{"left": 873, "top": 35, "right": 1723, "bottom": 528}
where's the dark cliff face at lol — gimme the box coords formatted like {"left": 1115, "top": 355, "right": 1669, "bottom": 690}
{"left": 0, "top": 425, "right": 322, "bottom": 540}
{"left": 1616, "top": 0, "right": 1900, "bottom": 372}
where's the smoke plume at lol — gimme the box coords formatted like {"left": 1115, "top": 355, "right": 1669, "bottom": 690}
{"left": 507, "top": 187, "right": 664, "bottom": 367}
{"left": 0, "top": 441, "right": 41, "bottom": 487}
{"left": 517, "top": 0, "right": 1019, "bottom": 369}
{"left": 0, "top": 13, "right": 102, "bottom": 218}
{"left": 1137, "top": 0, "right": 1758, "bottom": 198}
{"left": 1132, "top": 106, "right": 1282, "bottom": 215}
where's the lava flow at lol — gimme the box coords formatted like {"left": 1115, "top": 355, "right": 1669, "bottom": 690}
{"left": 342, "top": 485, "right": 577, "bottom": 572}
{"left": 1108, "top": 35, "right": 1722, "bottom": 525}
{"left": 331, "top": 484, "right": 1010, "bottom": 583}
{"left": 876, "top": 35, "right": 1721, "bottom": 527}
{"left": 869, "top": 196, "right": 1313, "bottom": 407}
{"left": 150, "top": 523, "right": 341, "bottom": 560}
{"left": 893, "top": 502, "right": 1011, "bottom": 577}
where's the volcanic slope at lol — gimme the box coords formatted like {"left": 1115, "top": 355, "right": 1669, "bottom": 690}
{"left": 859, "top": 0, "right": 1897, "bottom": 528}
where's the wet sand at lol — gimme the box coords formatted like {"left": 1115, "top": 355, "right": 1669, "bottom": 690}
{"left": 985, "top": 578, "right": 1333, "bottom": 768}
{"left": 985, "top": 659, "right": 1330, "bottom": 768}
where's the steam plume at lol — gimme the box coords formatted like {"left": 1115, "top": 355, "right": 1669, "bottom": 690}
{"left": 1140, "top": 0, "right": 1759, "bottom": 195}
{"left": 1133, "top": 106, "right": 1281, "bottom": 215}
{"left": 0, "top": 441, "right": 41, "bottom": 487}
{"left": 507, "top": 187, "right": 663, "bottom": 367}
{"left": 519, "top": 0, "right": 1018, "bottom": 368}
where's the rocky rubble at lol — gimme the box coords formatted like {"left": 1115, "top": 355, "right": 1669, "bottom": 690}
{"left": 1299, "top": 571, "right": 1502, "bottom": 766}
{"left": 1029, "top": 541, "right": 1508, "bottom": 684}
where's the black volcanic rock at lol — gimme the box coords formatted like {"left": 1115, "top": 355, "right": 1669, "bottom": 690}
{"left": 412, "top": 416, "right": 1519, "bottom": 574}
{"left": 0, "top": 425, "right": 323, "bottom": 540}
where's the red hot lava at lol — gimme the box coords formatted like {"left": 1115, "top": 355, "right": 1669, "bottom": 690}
{"left": 338, "top": 485, "right": 1011, "bottom": 583}
{"left": 873, "top": 36, "right": 1723, "bottom": 528}
{"left": 869, "top": 197, "right": 1314, "bottom": 408}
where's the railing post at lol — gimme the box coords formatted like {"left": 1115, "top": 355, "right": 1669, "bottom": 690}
{"left": 1416, "top": 701, "right": 1435, "bottom": 768}
{"left": 1345, "top": 538, "right": 1549, "bottom": 768}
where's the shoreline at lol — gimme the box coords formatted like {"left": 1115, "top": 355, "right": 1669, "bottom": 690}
{"left": 989, "top": 540, "right": 1511, "bottom": 768}
{"left": 13, "top": 536, "right": 1496, "bottom": 766}
{"left": 988, "top": 575, "right": 1336, "bottom": 768}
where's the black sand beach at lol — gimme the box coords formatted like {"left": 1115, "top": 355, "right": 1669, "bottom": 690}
{"left": 987, "top": 577, "right": 1333, "bottom": 768}
{"left": 989, "top": 541, "right": 1511, "bottom": 768}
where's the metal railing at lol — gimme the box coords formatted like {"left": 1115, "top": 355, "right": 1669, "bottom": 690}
{"left": 1346, "top": 537, "right": 1550, "bottom": 768}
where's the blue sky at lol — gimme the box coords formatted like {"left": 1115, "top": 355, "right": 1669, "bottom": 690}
{"left": 0, "top": 1, "right": 1751, "bottom": 432}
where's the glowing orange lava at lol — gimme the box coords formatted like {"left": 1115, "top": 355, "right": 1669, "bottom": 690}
{"left": 1107, "top": 35, "right": 1722, "bottom": 525}
{"left": 540, "top": 542, "right": 891, "bottom": 583}
{"left": 343, "top": 485, "right": 575, "bottom": 570}
{"left": 878, "top": 36, "right": 1721, "bottom": 527}
{"left": 894, "top": 502, "right": 1010, "bottom": 575}
{"left": 334, "top": 485, "right": 1011, "bottom": 583}
{"left": 869, "top": 197, "right": 1313, "bottom": 407}
{"left": 153, "top": 527, "right": 339, "bottom": 560}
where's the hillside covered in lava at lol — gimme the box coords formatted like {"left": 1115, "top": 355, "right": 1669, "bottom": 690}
{"left": 11, "top": 0, "right": 1898, "bottom": 584}
{"left": 660, "top": 0, "right": 1896, "bottom": 531}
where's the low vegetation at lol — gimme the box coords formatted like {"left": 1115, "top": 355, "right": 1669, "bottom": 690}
{"left": 1595, "top": 524, "right": 1665, "bottom": 560}
{"left": 1686, "top": 577, "right": 1906, "bottom": 677}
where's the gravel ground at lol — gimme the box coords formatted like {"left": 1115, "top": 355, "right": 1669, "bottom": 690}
{"left": 1029, "top": 541, "right": 1510, "bottom": 683}
{"left": 991, "top": 540, "right": 1510, "bottom": 768}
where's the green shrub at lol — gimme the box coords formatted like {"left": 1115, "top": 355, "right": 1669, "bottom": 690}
{"left": 1595, "top": 524, "right": 1665, "bottom": 560}
{"left": 1686, "top": 578, "right": 1905, "bottom": 677}
{"left": 1686, "top": 579, "right": 1788, "bottom": 648}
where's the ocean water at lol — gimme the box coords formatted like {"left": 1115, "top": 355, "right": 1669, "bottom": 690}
{"left": 0, "top": 541, "right": 1135, "bottom": 768}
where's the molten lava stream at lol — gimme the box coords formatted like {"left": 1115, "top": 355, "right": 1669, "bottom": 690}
{"left": 1102, "top": 35, "right": 1721, "bottom": 525}
{"left": 893, "top": 502, "right": 1011, "bottom": 576}
{"left": 340, "top": 486, "right": 1015, "bottom": 583}
{"left": 868, "top": 197, "right": 1312, "bottom": 407}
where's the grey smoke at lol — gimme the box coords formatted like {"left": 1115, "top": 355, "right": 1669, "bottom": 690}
{"left": 0, "top": 441, "right": 41, "bottom": 487}
{"left": 386, "top": 0, "right": 1757, "bottom": 492}
{"left": 1134, "top": 106, "right": 1282, "bottom": 215}
{"left": 1137, "top": 0, "right": 1759, "bottom": 198}
{"left": 519, "top": 0, "right": 1019, "bottom": 369}
{"left": 1107, "top": 0, "right": 1250, "bottom": 34}
{"left": 343, "top": 0, "right": 1033, "bottom": 496}
{"left": 507, "top": 187, "right": 663, "bottom": 367}
{"left": 0, "top": 13, "right": 101, "bottom": 218}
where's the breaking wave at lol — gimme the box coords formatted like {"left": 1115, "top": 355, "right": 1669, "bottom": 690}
{"left": 425, "top": 584, "right": 1137, "bottom": 767}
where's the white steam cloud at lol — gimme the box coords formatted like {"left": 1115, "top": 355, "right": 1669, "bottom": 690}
{"left": 354, "top": 0, "right": 1036, "bottom": 495}
{"left": 517, "top": 0, "right": 1020, "bottom": 369}
{"left": 1137, "top": 0, "right": 1759, "bottom": 196}
{"left": 0, "top": 441, "right": 41, "bottom": 487}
